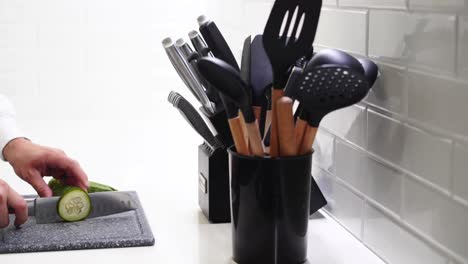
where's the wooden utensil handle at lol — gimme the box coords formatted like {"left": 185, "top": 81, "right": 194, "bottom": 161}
{"left": 253, "top": 106, "right": 262, "bottom": 123}
{"left": 245, "top": 121, "right": 265, "bottom": 157}
{"left": 228, "top": 117, "right": 250, "bottom": 156}
{"left": 238, "top": 111, "right": 250, "bottom": 151}
{"left": 269, "top": 89, "right": 284, "bottom": 157}
{"left": 277, "top": 97, "right": 297, "bottom": 157}
{"left": 263, "top": 110, "right": 272, "bottom": 141}
{"left": 299, "top": 126, "right": 318, "bottom": 155}
{"left": 295, "top": 118, "right": 308, "bottom": 154}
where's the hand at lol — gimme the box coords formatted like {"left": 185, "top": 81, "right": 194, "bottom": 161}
{"left": 3, "top": 138, "right": 89, "bottom": 197}
{"left": 0, "top": 179, "right": 28, "bottom": 228}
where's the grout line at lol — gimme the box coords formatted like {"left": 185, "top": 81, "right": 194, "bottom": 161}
{"left": 454, "top": 15, "right": 460, "bottom": 78}
{"left": 365, "top": 8, "right": 370, "bottom": 57}
{"left": 449, "top": 140, "right": 456, "bottom": 199}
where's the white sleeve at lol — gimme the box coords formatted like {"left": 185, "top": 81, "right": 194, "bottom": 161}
{"left": 0, "top": 95, "right": 25, "bottom": 161}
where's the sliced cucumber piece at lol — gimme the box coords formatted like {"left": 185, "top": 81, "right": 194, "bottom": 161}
{"left": 57, "top": 187, "right": 92, "bottom": 222}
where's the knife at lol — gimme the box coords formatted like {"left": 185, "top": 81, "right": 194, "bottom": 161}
{"left": 175, "top": 38, "right": 222, "bottom": 106}
{"left": 168, "top": 91, "right": 224, "bottom": 150}
{"left": 8, "top": 191, "right": 137, "bottom": 224}
{"left": 188, "top": 30, "right": 213, "bottom": 58}
{"left": 162, "top": 37, "right": 216, "bottom": 114}
{"left": 197, "top": 15, "right": 240, "bottom": 71}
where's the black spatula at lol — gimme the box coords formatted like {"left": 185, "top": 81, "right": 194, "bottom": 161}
{"left": 263, "top": 0, "right": 322, "bottom": 157}
{"left": 198, "top": 57, "right": 265, "bottom": 157}
{"left": 250, "top": 35, "right": 273, "bottom": 137}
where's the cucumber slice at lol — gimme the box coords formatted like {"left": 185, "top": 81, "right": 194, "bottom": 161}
{"left": 57, "top": 187, "right": 92, "bottom": 222}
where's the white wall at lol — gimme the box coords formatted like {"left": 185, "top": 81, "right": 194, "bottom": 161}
{"left": 0, "top": 0, "right": 211, "bottom": 195}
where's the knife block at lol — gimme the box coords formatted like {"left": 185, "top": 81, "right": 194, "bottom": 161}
{"left": 198, "top": 143, "right": 231, "bottom": 223}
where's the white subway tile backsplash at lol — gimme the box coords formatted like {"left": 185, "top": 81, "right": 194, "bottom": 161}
{"left": 365, "top": 62, "right": 408, "bottom": 115}
{"left": 340, "top": 0, "right": 407, "bottom": 9}
{"left": 331, "top": 182, "right": 364, "bottom": 238}
{"left": 365, "top": 157, "right": 403, "bottom": 214}
{"left": 315, "top": 8, "right": 368, "bottom": 55}
{"left": 321, "top": 104, "right": 367, "bottom": 147}
{"left": 409, "top": 0, "right": 466, "bottom": 12}
{"left": 369, "top": 11, "right": 456, "bottom": 75}
{"left": 313, "top": 128, "right": 335, "bottom": 173}
{"left": 453, "top": 143, "right": 468, "bottom": 202}
{"left": 459, "top": 16, "right": 468, "bottom": 80}
{"left": 0, "top": 0, "right": 39, "bottom": 25}
{"left": 322, "top": 0, "right": 337, "bottom": 6}
{"left": 368, "top": 11, "right": 411, "bottom": 65}
{"left": 364, "top": 204, "right": 448, "bottom": 264}
{"left": 312, "top": 166, "right": 335, "bottom": 212}
{"left": 0, "top": 47, "right": 37, "bottom": 73}
{"left": 368, "top": 109, "right": 452, "bottom": 189}
{"left": 367, "top": 110, "right": 406, "bottom": 167}
{"left": 402, "top": 124, "right": 452, "bottom": 190}
{"left": 0, "top": 24, "right": 37, "bottom": 49}
{"left": 404, "top": 177, "right": 468, "bottom": 261}
{"left": 408, "top": 70, "right": 468, "bottom": 138}
{"left": 336, "top": 140, "right": 366, "bottom": 193}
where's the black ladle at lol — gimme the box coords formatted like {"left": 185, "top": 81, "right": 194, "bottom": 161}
{"left": 290, "top": 49, "right": 370, "bottom": 154}
{"left": 359, "top": 58, "right": 379, "bottom": 88}
{"left": 197, "top": 57, "right": 265, "bottom": 157}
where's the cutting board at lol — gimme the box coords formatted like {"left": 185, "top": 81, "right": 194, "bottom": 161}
{"left": 0, "top": 191, "right": 154, "bottom": 254}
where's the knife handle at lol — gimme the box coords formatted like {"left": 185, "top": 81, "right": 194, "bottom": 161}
{"left": 198, "top": 15, "right": 240, "bottom": 71}
{"left": 8, "top": 197, "right": 35, "bottom": 214}
{"left": 168, "top": 91, "right": 223, "bottom": 150}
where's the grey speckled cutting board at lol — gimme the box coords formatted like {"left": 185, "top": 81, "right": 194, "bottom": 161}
{"left": 0, "top": 191, "right": 155, "bottom": 254}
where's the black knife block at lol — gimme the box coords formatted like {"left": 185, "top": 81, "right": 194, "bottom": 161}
{"left": 198, "top": 143, "right": 231, "bottom": 223}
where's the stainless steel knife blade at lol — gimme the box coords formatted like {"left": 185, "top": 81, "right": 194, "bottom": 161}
{"left": 11, "top": 191, "right": 137, "bottom": 224}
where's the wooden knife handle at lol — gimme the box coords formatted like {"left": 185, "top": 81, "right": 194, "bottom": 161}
{"left": 277, "top": 97, "right": 297, "bottom": 157}
{"left": 245, "top": 121, "right": 265, "bottom": 157}
{"left": 269, "top": 89, "right": 284, "bottom": 157}
{"left": 228, "top": 117, "right": 250, "bottom": 156}
{"left": 295, "top": 118, "right": 308, "bottom": 154}
{"left": 299, "top": 126, "right": 318, "bottom": 155}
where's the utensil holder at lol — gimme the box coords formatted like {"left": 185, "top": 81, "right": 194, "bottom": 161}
{"left": 229, "top": 148, "right": 314, "bottom": 264}
{"left": 198, "top": 143, "right": 231, "bottom": 223}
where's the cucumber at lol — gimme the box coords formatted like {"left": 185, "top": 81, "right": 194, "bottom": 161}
{"left": 57, "top": 187, "right": 92, "bottom": 222}
{"left": 87, "top": 181, "right": 117, "bottom": 193}
{"left": 49, "top": 179, "right": 117, "bottom": 196}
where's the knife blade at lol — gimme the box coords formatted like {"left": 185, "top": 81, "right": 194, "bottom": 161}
{"left": 8, "top": 191, "right": 137, "bottom": 224}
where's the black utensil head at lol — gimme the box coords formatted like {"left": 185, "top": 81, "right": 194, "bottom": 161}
{"left": 250, "top": 35, "right": 273, "bottom": 108}
{"left": 358, "top": 58, "right": 379, "bottom": 88}
{"left": 241, "top": 36, "right": 252, "bottom": 85}
{"left": 197, "top": 57, "right": 255, "bottom": 123}
{"left": 263, "top": 0, "right": 323, "bottom": 87}
{"left": 308, "top": 49, "right": 365, "bottom": 75}
{"left": 293, "top": 65, "right": 369, "bottom": 112}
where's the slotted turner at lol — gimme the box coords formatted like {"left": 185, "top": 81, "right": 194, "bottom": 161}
{"left": 263, "top": 0, "right": 322, "bottom": 157}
